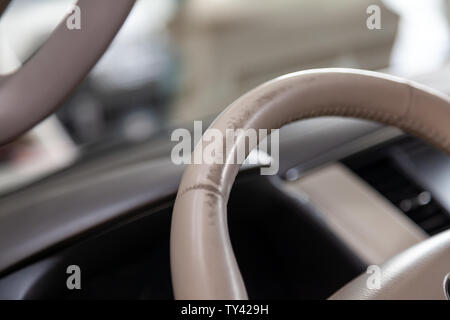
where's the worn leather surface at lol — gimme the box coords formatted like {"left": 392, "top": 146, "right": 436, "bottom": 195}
{"left": 170, "top": 69, "right": 450, "bottom": 299}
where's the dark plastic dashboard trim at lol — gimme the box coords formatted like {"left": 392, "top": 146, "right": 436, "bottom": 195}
{"left": 0, "top": 158, "right": 183, "bottom": 275}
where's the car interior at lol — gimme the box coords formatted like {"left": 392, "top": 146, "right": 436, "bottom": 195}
{"left": 0, "top": 0, "right": 450, "bottom": 301}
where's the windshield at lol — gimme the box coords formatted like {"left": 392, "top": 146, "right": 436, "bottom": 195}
{"left": 0, "top": 0, "right": 449, "bottom": 194}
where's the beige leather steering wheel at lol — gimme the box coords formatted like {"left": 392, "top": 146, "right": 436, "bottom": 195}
{"left": 0, "top": 0, "right": 135, "bottom": 146}
{"left": 171, "top": 69, "right": 450, "bottom": 300}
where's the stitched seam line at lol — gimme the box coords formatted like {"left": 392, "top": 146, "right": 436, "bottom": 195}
{"left": 277, "top": 106, "right": 450, "bottom": 152}
{"left": 179, "top": 183, "right": 224, "bottom": 198}
{"left": 179, "top": 104, "right": 450, "bottom": 197}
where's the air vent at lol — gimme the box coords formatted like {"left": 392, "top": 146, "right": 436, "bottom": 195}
{"left": 343, "top": 139, "right": 450, "bottom": 236}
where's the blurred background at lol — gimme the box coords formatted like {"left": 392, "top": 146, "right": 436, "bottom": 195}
{"left": 0, "top": 0, "right": 449, "bottom": 193}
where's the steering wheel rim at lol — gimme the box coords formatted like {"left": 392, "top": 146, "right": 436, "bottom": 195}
{"left": 0, "top": 0, "right": 135, "bottom": 145}
{"left": 170, "top": 68, "right": 450, "bottom": 300}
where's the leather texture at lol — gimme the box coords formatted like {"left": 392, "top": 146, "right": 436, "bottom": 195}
{"left": 0, "top": 0, "right": 135, "bottom": 145}
{"left": 170, "top": 68, "right": 450, "bottom": 300}
{"left": 330, "top": 229, "right": 450, "bottom": 300}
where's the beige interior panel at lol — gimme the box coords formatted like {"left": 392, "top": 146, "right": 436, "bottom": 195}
{"left": 285, "top": 163, "right": 427, "bottom": 265}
